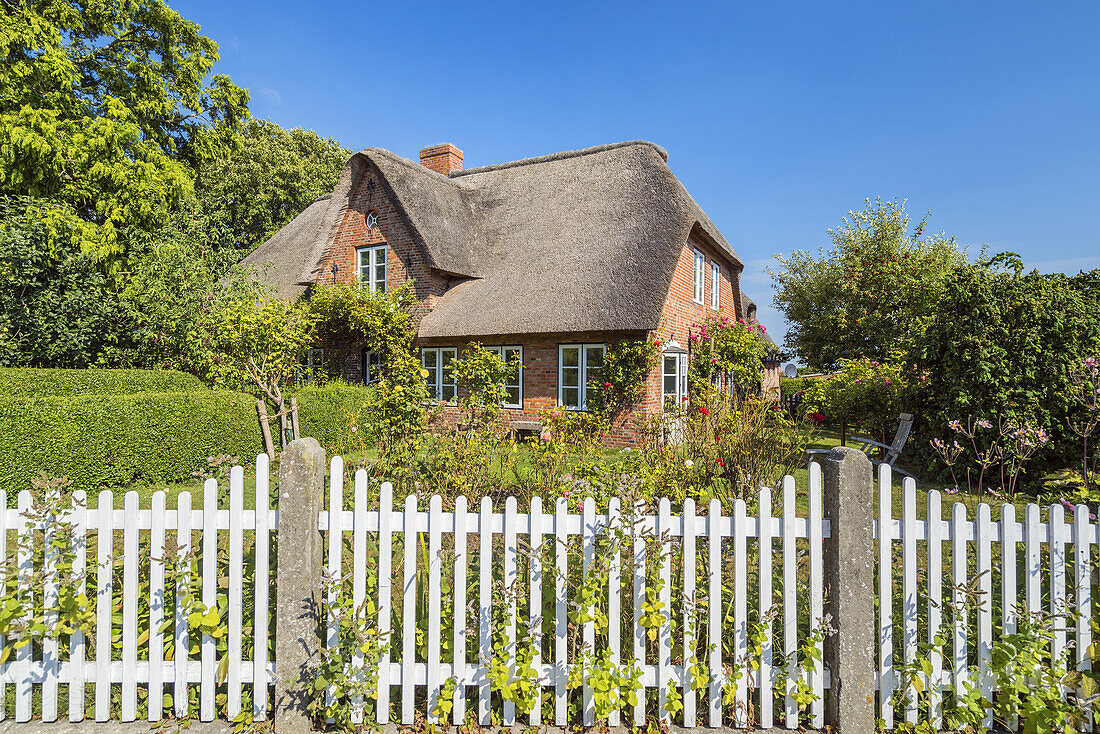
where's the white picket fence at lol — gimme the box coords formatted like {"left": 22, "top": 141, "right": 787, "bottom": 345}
{"left": 874, "top": 464, "right": 1097, "bottom": 730}
{"left": 0, "top": 456, "right": 277, "bottom": 723}
{"left": 319, "top": 456, "right": 830, "bottom": 729}
{"left": 1, "top": 453, "right": 1097, "bottom": 729}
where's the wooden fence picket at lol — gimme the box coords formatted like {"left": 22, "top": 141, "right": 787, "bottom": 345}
{"left": 200, "top": 479, "right": 217, "bottom": 721}
{"left": 682, "top": 497, "right": 697, "bottom": 728}
{"left": 782, "top": 476, "right": 797, "bottom": 728}
{"left": 121, "top": 490, "right": 139, "bottom": 721}
{"left": 758, "top": 485, "right": 773, "bottom": 728}
{"left": 148, "top": 491, "right": 166, "bottom": 723}
{"left": 452, "top": 495, "right": 468, "bottom": 725}
{"left": 253, "top": 455, "right": 271, "bottom": 720}
{"left": 926, "top": 490, "right": 943, "bottom": 728}
{"left": 401, "top": 494, "right": 417, "bottom": 724}
{"left": 70, "top": 489, "right": 88, "bottom": 722}
{"left": 94, "top": 489, "right": 112, "bottom": 722}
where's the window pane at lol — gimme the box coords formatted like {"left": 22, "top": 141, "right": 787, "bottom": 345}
{"left": 562, "top": 387, "right": 580, "bottom": 409}
{"left": 664, "top": 374, "right": 677, "bottom": 395}
{"left": 504, "top": 385, "right": 520, "bottom": 405}
{"left": 442, "top": 385, "right": 456, "bottom": 402}
{"left": 585, "top": 346, "right": 605, "bottom": 370}
{"left": 664, "top": 355, "right": 677, "bottom": 375}
{"left": 561, "top": 347, "right": 579, "bottom": 368}
{"left": 562, "top": 367, "right": 579, "bottom": 388}
{"left": 422, "top": 349, "right": 437, "bottom": 369}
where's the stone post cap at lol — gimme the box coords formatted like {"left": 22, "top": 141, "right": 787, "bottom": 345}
{"left": 826, "top": 445, "right": 873, "bottom": 465}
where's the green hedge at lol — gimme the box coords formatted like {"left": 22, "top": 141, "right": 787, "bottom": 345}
{"left": 293, "top": 382, "right": 374, "bottom": 454}
{"left": 0, "top": 368, "right": 205, "bottom": 397}
{"left": 0, "top": 390, "right": 263, "bottom": 492}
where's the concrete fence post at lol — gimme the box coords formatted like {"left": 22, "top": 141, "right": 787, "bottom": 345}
{"left": 274, "top": 437, "right": 326, "bottom": 734}
{"left": 822, "top": 446, "right": 876, "bottom": 734}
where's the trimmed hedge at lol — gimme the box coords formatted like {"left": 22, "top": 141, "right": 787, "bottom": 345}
{"left": 0, "top": 368, "right": 205, "bottom": 397}
{"left": 0, "top": 390, "right": 263, "bottom": 492}
{"left": 293, "top": 382, "right": 374, "bottom": 454}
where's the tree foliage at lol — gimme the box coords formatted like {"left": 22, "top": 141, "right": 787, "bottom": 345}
{"left": 0, "top": 0, "right": 249, "bottom": 259}
{"left": 196, "top": 118, "right": 350, "bottom": 254}
{"left": 118, "top": 202, "right": 265, "bottom": 373}
{"left": 0, "top": 197, "right": 122, "bottom": 366}
{"left": 907, "top": 256, "right": 1100, "bottom": 474}
{"left": 211, "top": 298, "right": 318, "bottom": 418}
{"left": 769, "top": 198, "right": 968, "bottom": 370}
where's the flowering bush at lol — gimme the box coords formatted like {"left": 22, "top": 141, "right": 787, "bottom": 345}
{"left": 929, "top": 416, "right": 1051, "bottom": 498}
{"left": 637, "top": 392, "right": 809, "bottom": 506}
{"left": 688, "top": 315, "right": 770, "bottom": 393}
{"left": 585, "top": 339, "right": 659, "bottom": 421}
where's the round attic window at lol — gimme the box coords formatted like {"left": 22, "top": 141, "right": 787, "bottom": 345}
{"left": 365, "top": 211, "right": 378, "bottom": 230}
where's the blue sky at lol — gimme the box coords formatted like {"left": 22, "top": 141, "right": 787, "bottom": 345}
{"left": 177, "top": 0, "right": 1100, "bottom": 351}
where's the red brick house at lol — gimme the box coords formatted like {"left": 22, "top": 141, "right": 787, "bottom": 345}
{"left": 243, "top": 141, "right": 774, "bottom": 446}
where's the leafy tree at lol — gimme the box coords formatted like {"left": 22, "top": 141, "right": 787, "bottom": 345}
{"left": 768, "top": 198, "right": 968, "bottom": 370}
{"left": 118, "top": 202, "right": 265, "bottom": 374}
{"left": 211, "top": 298, "right": 318, "bottom": 423}
{"left": 0, "top": 197, "right": 122, "bottom": 366}
{"left": 196, "top": 119, "right": 351, "bottom": 254}
{"left": 800, "top": 356, "right": 908, "bottom": 445}
{"left": 0, "top": 0, "right": 249, "bottom": 259}
{"left": 908, "top": 255, "right": 1100, "bottom": 476}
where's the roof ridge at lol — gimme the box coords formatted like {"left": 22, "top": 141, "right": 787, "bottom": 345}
{"left": 450, "top": 140, "right": 668, "bottom": 178}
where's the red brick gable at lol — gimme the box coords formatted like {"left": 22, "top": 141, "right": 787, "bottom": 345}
{"left": 656, "top": 229, "right": 743, "bottom": 348}
{"left": 312, "top": 164, "right": 450, "bottom": 325}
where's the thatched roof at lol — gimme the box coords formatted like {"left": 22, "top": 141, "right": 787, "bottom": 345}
{"left": 242, "top": 141, "right": 743, "bottom": 337}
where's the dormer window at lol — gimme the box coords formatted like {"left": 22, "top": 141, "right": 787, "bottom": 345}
{"left": 357, "top": 244, "right": 386, "bottom": 292}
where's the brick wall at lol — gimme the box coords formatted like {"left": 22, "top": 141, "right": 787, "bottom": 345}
{"left": 418, "top": 332, "right": 649, "bottom": 447}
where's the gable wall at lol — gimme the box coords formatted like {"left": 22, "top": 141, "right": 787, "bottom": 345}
{"left": 313, "top": 167, "right": 452, "bottom": 379}
{"left": 634, "top": 231, "right": 744, "bottom": 417}
{"left": 314, "top": 167, "right": 450, "bottom": 319}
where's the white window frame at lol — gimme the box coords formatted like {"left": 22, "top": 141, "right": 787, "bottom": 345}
{"left": 693, "top": 248, "right": 706, "bottom": 304}
{"left": 362, "top": 349, "right": 382, "bottom": 385}
{"left": 421, "top": 347, "right": 458, "bottom": 403}
{"left": 662, "top": 350, "right": 689, "bottom": 410}
{"left": 558, "top": 343, "right": 605, "bottom": 411}
{"left": 484, "top": 345, "right": 523, "bottom": 409}
{"left": 357, "top": 244, "right": 387, "bottom": 293}
{"left": 710, "top": 262, "right": 720, "bottom": 310}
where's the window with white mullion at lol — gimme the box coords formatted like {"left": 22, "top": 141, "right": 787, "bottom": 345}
{"left": 485, "top": 345, "right": 523, "bottom": 408}
{"left": 420, "top": 347, "right": 458, "bottom": 403}
{"left": 558, "top": 343, "right": 605, "bottom": 411}
{"left": 357, "top": 244, "right": 387, "bottom": 293}
{"left": 662, "top": 350, "right": 690, "bottom": 410}
{"left": 711, "top": 262, "right": 720, "bottom": 310}
{"left": 693, "top": 249, "right": 706, "bottom": 304}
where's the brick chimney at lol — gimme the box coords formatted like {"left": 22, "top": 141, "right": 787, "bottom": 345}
{"left": 419, "top": 143, "right": 463, "bottom": 175}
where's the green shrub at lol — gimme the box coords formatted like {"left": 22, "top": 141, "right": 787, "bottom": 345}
{"left": 292, "top": 381, "right": 374, "bottom": 454}
{"left": 0, "top": 368, "right": 204, "bottom": 397}
{"left": 780, "top": 376, "right": 813, "bottom": 397}
{"left": 0, "top": 390, "right": 262, "bottom": 492}
{"left": 909, "top": 260, "right": 1100, "bottom": 476}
